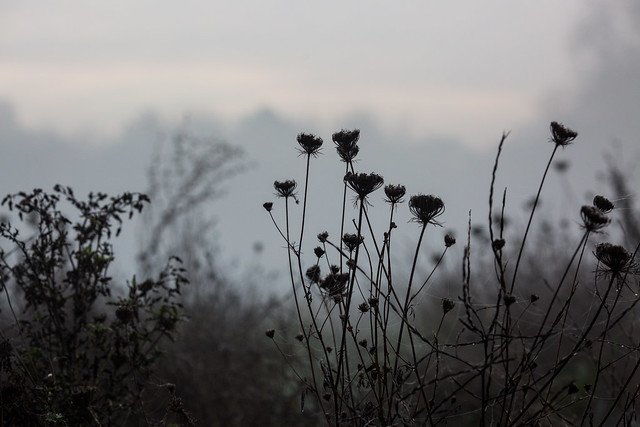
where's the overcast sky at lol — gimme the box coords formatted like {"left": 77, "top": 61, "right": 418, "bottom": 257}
{"left": 1, "top": 2, "right": 639, "bottom": 281}
{"left": 2, "top": 0, "right": 595, "bottom": 147}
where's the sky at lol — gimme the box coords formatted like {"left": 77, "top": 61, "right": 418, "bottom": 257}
{"left": 1, "top": 1, "right": 639, "bottom": 283}
{"left": 2, "top": 0, "right": 589, "bottom": 146}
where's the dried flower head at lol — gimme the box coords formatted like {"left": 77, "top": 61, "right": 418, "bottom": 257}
{"left": 337, "top": 144, "right": 360, "bottom": 163}
{"left": 580, "top": 205, "right": 610, "bottom": 232}
{"left": 503, "top": 294, "right": 516, "bottom": 306}
{"left": 442, "top": 298, "right": 455, "bottom": 314}
{"left": 593, "top": 195, "right": 614, "bottom": 213}
{"left": 306, "top": 265, "right": 321, "bottom": 284}
{"left": 358, "top": 302, "right": 370, "bottom": 313}
{"left": 550, "top": 121, "right": 578, "bottom": 147}
{"left": 263, "top": 202, "right": 273, "bottom": 212}
{"left": 319, "top": 272, "right": 350, "bottom": 299}
{"left": 492, "top": 238, "right": 506, "bottom": 251}
{"left": 409, "top": 194, "right": 445, "bottom": 226}
{"left": 314, "top": 246, "right": 325, "bottom": 258}
{"left": 297, "top": 133, "right": 323, "bottom": 156}
{"left": 318, "top": 231, "right": 329, "bottom": 243}
{"left": 444, "top": 234, "right": 456, "bottom": 247}
{"left": 265, "top": 329, "right": 275, "bottom": 339}
{"left": 594, "top": 243, "right": 634, "bottom": 275}
{"left": 333, "top": 129, "right": 360, "bottom": 162}
{"left": 332, "top": 129, "right": 360, "bottom": 148}
{"left": 344, "top": 172, "right": 384, "bottom": 200}
{"left": 274, "top": 180, "right": 297, "bottom": 198}
{"left": 384, "top": 184, "right": 406, "bottom": 204}
{"left": 342, "top": 233, "right": 364, "bottom": 252}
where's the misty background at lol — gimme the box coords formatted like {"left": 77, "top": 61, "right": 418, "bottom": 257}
{"left": 1, "top": 1, "right": 639, "bottom": 286}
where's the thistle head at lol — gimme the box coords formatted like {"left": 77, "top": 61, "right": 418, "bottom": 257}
{"left": 297, "top": 133, "right": 323, "bottom": 156}
{"left": 550, "top": 121, "right": 577, "bottom": 147}
{"left": 409, "top": 194, "right": 445, "bottom": 226}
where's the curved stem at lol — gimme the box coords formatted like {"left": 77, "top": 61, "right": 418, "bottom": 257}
{"left": 510, "top": 144, "right": 559, "bottom": 293}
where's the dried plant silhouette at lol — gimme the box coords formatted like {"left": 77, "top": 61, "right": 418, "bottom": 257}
{"left": 263, "top": 123, "right": 640, "bottom": 426}
{"left": 0, "top": 187, "right": 191, "bottom": 425}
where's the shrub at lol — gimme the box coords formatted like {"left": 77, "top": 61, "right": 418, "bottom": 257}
{"left": 0, "top": 186, "right": 190, "bottom": 425}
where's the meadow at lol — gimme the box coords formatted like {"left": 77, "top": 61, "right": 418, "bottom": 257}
{"left": 1, "top": 121, "right": 639, "bottom": 426}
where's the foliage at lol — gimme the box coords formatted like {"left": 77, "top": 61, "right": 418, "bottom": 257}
{"left": 0, "top": 186, "right": 189, "bottom": 425}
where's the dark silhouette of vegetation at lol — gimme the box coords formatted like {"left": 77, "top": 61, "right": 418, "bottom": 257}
{"left": 0, "top": 186, "right": 191, "bottom": 425}
{"left": 263, "top": 123, "right": 640, "bottom": 425}
{"left": 2, "top": 121, "right": 639, "bottom": 426}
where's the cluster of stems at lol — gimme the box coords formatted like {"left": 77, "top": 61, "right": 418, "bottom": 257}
{"left": 265, "top": 125, "right": 640, "bottom": 426}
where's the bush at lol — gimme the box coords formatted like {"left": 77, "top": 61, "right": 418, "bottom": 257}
{"left": 0, "top": 186, "right": 190, "bottom": 425}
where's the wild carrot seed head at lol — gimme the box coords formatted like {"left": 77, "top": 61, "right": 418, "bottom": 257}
{"left": 384, "top": 184, "right": 406, "bottom": 204}
{"left": 593, "top": 195, "right": 614, "bottom": 213}
{"left": 297, "top": 133, "right": 323, "bottom": 156}
{"left": 550, "top": 121, "right": 578, "bottom": 147}
{"left": 273, "top": 180, "right": 297, "bottom": 198}
{"left": 594, "top": 243, "right": 634, "bottom": 275}
{"left": 409, "top": 194, "right": 445, "bottom": 226}
{"left": 333, "top": 129, "right": 360, "bottom": 162}
{"left": 344, "top": 172, "right": 384, "bottom": 199}
{"left": 580, "top": 205, "right": 609, "bottom": 232}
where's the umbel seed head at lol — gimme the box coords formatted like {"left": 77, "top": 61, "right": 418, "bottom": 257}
{"left": 550, "top": 121, "right": 578, "bottom": 147}
{"left": 297, "top": 133, "right": 323, "bottom": 156}
{"left": 332, "top": 129, "right": 360, "bottom": 148}
{"left": 314, "top": 246, "right": 325, "bottom": 258}
{"left": 342, "top": 233, "right": 364, "bottom": 252}
{"left": 306, "top": 265, "right": 321, "bottom": 284}
{"left": 344, "top": 172, "right": 384, "bottom": 199}
{"left": 595, "top": 243, "right": 634, "bottom": 274}
{"left": 593, "top": 195, "right": 614, "bottom": 213}
{"left": 274, "top": 180, "right": 297, "bottom": 198}
{"left": 384, "top": 184, "right": 406, "bottom": 204}
{"left": 442, "top": 298, "right": 455, "bottom": 314}
{"left": 333, "top": 129, "right": 360, "bottom": 162}
{"left": 580, "top": 205, "right": 610, "bottom": 232}
{"left": 444, "top": 234, "right": 456, "bottom": 247}
{"left": 409, "top": 194, "right": 445, "bottom": 226}
{"left": 317, "top": 231, "right": 329, "bottom": 243}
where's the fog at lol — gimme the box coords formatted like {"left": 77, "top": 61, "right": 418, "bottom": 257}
{"left": 1, "top": 2, "right": 639, "bottom": 283}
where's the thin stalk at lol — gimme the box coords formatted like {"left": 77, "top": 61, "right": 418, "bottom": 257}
{"left": 510, "top": 144, "right": 559, "bottom": 293}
